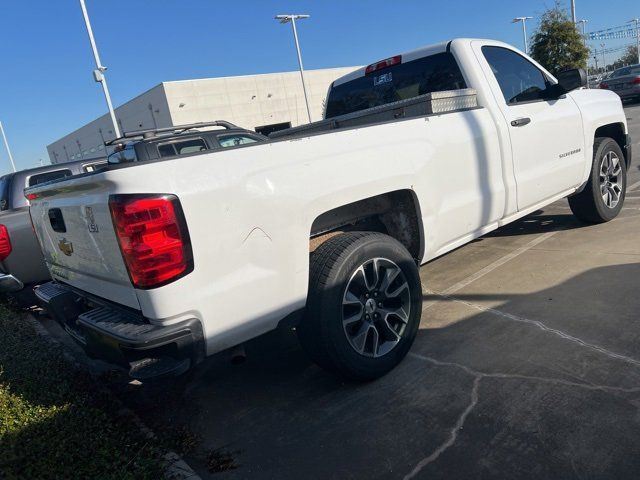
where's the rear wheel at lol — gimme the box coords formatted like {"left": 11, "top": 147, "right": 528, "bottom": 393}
{"left": 298, "top": 232, "right": 422, "bottom": 380}
{"left": 568, "top": 137, "right": 627, "bottom": 223}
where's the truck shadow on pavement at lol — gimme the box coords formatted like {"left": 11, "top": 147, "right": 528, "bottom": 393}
{"left": 112, "top": 254, "right": 640, "bottom": 479}
{"left": 483, "top": 209, "right": 589, "bottom": 238}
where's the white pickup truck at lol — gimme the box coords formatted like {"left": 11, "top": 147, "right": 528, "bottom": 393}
{"left": 27, "top": 39, "right": 631, "bottom": 381}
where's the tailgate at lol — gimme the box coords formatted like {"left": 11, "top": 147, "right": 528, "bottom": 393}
{"left": 28, "top": 178, "right": 140, "bottom": 309}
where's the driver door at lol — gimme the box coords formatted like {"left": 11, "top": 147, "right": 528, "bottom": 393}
{"left": 478, "top": 45, "right": 585, "bottom": 211}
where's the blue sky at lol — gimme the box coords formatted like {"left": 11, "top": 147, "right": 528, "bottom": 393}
{"left": 0, "top": 0, "right": 638, "bottom": 174}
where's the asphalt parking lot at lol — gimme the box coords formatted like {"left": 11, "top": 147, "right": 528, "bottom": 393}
{"left": 52, "top": 103, "right": 640, "bottom": 479}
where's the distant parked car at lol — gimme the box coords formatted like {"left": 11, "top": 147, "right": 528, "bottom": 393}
{"left": 599, "top": 64, "right": 640, "bottom": 102}
{"left": 106, "top": 121, "right": 267, "bottom": 165}
{"left": 0, "top": 159, "right": 106, "bottom": 303}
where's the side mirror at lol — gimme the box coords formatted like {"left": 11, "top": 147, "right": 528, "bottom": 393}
{"left": 555, "top": 68, "right": 587, "bottom": 93}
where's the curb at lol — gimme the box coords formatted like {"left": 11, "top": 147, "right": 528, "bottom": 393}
{"left": 23, "top": 312, "right": 202, "bottom": 480}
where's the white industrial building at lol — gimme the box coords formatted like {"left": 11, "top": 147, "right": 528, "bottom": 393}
{"left": 47, "top": 66, "right": 358, "bottom": 164}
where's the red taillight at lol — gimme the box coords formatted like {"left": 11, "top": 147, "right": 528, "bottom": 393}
{"left": 109, "top": 194, "right": 193, "bottom": 289}
{"left": 365, "top": 55, "right": 401, "bottom": 75}
{"left": 599, "top": 82, "right": 609, "bottom": 89}
{"left": 632, "top": 77, "right": 640, "bottom": 85}
{"left": 25, "top": 192, "right": 39, "bottom": 201}
{"left": 0, "top": 225, "right": 12, "bottom": 261}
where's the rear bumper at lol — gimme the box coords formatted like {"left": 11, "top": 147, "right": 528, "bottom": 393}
{"left": 34, "top": 281, "right": 205, "bottom": 380}
{"left": 0, "top": 273, "right": 24, "bottom": 293}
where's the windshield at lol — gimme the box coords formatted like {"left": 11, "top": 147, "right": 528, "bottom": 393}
{"left": 108, "top": 144, "right": 138, "bottom": 164}
{"left": 325, "top": 52, "right": 467, "bottom": 118}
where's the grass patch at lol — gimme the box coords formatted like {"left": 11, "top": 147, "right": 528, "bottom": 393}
{"left": 0, "top": 302, "right": 165, "bottom": 480}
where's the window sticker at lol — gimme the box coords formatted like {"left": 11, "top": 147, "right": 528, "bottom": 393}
{"left": 373, "top": 72, "right": 393, "bottom": 86}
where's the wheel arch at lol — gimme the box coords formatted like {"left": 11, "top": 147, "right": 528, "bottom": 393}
{"left": 594, "top": 123, "right": 629, "bottom": 168}
{"left": 309, "top": 189, "right": 425, "bottom": 263}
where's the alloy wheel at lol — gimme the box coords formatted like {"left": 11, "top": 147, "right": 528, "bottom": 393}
{"left": 342, "top": 258, "right": 412, "bottom": 358}
{"left": 599, "top": 151, "right": 623, "bottom": 209}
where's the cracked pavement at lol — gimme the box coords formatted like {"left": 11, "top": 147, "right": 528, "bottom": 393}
{"left": 122, "top": 103, "right": 640, "bottom": 479}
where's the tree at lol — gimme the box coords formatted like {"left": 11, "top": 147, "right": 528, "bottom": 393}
{"left": 620, "top": 45, "right": 639, "bottom": 66}
{"left": 529, "top": 1, "right": 589, "bottom": 76}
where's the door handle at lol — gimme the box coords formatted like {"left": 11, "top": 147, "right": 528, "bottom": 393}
{"left": 511, "top": 117, "right": 531, "bottom": 127}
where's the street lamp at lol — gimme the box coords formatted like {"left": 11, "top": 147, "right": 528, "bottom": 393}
{"left": 630, "top": 18, "right": 640, "bottom": 65}
{"left": 577, "top": 19, "right": 588, "bottom": 45}
{"left": 275, "top": 14, "right": 312, "bottom": 123}
{"left": 570, "top": 0, "right": 577, "bottom": 24}
{"left": 600, "top": 43, "right": 606, "bottom": 72}
{"left": 79, "top": 0, "right": 121, "bottom": 139}
{"left": 512, "top": 17, "right": 533, "bottom": 54}
{"left": 577, "top": 20, "right": 588, "bottom": 85}
{"left": 0, "top": 120, "right": 17, "bottom": 172}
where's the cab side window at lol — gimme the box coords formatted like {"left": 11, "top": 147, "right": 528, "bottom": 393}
{"left": 482, "top": 46, "right": 549, "bottom": 105}
{"left": 217, "top": 135, "right": 259, "bottom": 148}
{"left": 158, "top": 138, "right": 207, "bottom": 157}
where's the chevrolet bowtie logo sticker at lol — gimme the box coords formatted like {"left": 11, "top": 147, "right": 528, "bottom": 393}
{"left": 58, "top": 238, "right": 74, "bottom": 256}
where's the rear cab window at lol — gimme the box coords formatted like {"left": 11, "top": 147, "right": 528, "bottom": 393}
{"left": 108, "top": 145, "right": 138, "bottom": 164}
{"left": 325, "top": 52, "right": 467, "bottom": 118}
{"left": 28, "top": 169, "right": 72, "bottom": 187}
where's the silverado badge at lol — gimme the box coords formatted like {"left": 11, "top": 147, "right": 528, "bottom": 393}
{"left": 58, "top": 238, "right": 74, "bottom": 256}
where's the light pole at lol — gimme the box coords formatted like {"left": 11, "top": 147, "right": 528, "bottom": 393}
{"left": 577, "top": 20, "right": 588, "bottom": 85}
{"left": 570, "top": 0, "right": 577, "bottom": 24}
{"left": 630, "top": 18, "right": 640, "bottom": 65}
{"left": 79, "top": 0, "right": 121, "bottom": 139}
{"left": 275, "top": 14, "right": 312, "bottom": 123}
{"left": 512, "top": 17, "right": 533, "bottom": 54}
{"left": 0, "top": 121, "right": 17, "bottom": 172}
{"left": 577, "top": 19, "right": 588, "bottom": 45}
{"left": 600, "top": 43, "right": 606, "bottom": 72}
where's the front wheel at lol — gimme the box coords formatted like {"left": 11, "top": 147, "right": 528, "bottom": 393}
{"left": 298, "top": 232, "right": 422, "bottom": 380}
{"left": 569, "top": 137, "right": 627, "bottom": 223}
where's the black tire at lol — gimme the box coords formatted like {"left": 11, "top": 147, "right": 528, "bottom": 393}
{"left": 298, "top": 232, "right": 422, "bottom": 380}
{"left": 568, "top": 137, "right": 627, "bottom": 223}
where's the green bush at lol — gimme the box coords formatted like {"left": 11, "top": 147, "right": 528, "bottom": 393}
{"left": 0, "top": 303, "right": 164, "bottom": 480}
